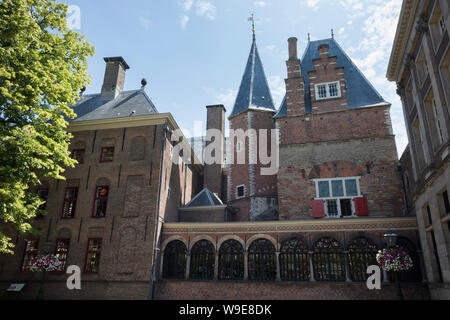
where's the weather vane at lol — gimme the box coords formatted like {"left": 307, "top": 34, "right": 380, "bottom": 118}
{"left": 248, "top": 14, "right": 256, "bottom": 40}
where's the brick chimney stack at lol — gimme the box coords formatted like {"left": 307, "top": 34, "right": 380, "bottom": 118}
{"left": 288, "top": 37, "right": 298, "bottom": 60}
{"left": 100, "top": 57, "right": 130, "bottom": 100}
{"left": 204, "top": 105, "right": 226, "bottom": 198}
{"left": 285, "top": 37, "right": 305, "bottom": 116}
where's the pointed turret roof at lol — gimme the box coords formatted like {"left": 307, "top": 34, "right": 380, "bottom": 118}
{"left": 274, "top": 38, "right": 386, "bottom": 118}
{"left": 183, "top": 188, "right": 224, "bottom": 208}
{"left": 229, "top": 37, "right": 276, "bottom": 118}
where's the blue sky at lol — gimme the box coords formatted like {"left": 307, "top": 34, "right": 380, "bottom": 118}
{"left": 68, "top": 0, "right": 407, "bottom": 156}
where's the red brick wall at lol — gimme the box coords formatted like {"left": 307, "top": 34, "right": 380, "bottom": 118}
{"left": 280, "top": 106, "right": 393, "bottom": 145}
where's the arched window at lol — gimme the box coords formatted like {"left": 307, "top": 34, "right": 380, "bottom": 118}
{"left": 280, "top": 237, "right": 310, "bottom": 281}
{"left": 313, "top": 237, "right": 346, "bottom": 281}
{"left": 248, "top": 239, "right": 276, "bottom": 281}
{"left": 388, "top": 237, "right": 422, "bottom": 282}
{"left": 189, "top": 240, "right": 215, "bottom": 280}
{"left": 348, "top": 237, "right": 378, "bottom": 282}
{"left": 218, "top": 240, "right": 244, "bottom": 280}
{"left": 163, "top": 241, "right": 187, "bottom": 279}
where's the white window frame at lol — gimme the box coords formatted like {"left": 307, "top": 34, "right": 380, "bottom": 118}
{"left": 314, "top": 81, "right": 342, "bottom": 101}
{"left": 236, "top": 185, "right": 245, "bottom": 199}
{"left": 313, "top": 177, "right": 361, "bottom": 219}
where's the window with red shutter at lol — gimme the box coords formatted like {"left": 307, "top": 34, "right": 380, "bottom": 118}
{"left": 354, "top": 197, "right": 369, "bottom": 216}
{"left": 312, "top": 200, "right": 325, "bottom": 218}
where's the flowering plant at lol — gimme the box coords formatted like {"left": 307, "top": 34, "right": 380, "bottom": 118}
{"left": 30, "top": 254, "right": 62, "bottom": 272}
{"left": 376, "top": 247, "right": 413, "bottom": 272}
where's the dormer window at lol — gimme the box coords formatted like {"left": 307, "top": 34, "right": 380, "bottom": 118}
{"left": 314, "top": 81, "right": 341, "bottom": 100}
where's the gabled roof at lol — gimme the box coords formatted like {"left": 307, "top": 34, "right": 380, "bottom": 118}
{"left": 229, "top": 37, "right": 276, "bottom": 118}
{"left": 275, "top": 38, "right": 386, "bottom": 118}
{"left": 183, "top": 188, "right": 224, "bottom": 208}
{"left": 68, "top": 88, "right": 158, "bottom": 122}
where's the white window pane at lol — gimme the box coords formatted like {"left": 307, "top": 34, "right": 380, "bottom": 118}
{"left": 318, "top": 181, "right": 330, "bottom": 198}
{"left": 345, "top": 179, "right": 358, "bottom": 197}
{"left": 331, "top": 180, "right": 344, "bottom": 197}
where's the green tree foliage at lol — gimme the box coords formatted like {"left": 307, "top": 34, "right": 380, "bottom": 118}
{"left": 0, "top": 0, "right": 94, "bottom": 254}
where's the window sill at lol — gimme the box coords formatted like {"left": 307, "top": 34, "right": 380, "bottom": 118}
{"left": 315, "top": 96, "right": 342, "bottom": 102}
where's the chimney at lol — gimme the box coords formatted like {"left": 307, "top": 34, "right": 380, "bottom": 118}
{"left": 285, "top": 37, "right": 305, "bottom": 116}
{"left": 204, "top": 105, "right": 226, "bottom": 198}
{"left": 100, "top": 57, "right": 130, "bottom": 100}
{"left": 286, "top": 37, "right": 301, "bottom": 79}
{"left": 288, "top": 37, "right": 298, "bottom": 60}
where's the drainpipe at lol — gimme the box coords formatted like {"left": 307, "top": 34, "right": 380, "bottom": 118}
{"left": 396, "top": 164, "right": 409, "bottom": 217}
{"left": 150, "top": 123, "right": 169, "bottom": 300}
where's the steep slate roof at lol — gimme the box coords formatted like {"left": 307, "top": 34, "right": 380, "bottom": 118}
{"left": 274, "top": 38, "right": 386, "bottom": 118}
{"left": 183, "top": 188, "right": 224, "bottom": 208}
{"left": 68, "top": 89, "right": 158, "bottom": 122}
{"left": 229, "top": 37, "right": 276, "bottom": 118}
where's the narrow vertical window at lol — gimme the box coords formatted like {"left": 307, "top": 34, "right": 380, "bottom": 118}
{"left": 55, "top": 239, "right": 70, "bottom": 272}
{"left": 71, "top": 149, "right": 85, "bottom": 164}
{"left": 92, "top": 186, "right": 109, "bottom": 218}
{"left": 100, "top": 147, "right": 114, "bottom": 163}
{"left": 237, "top": 185, "right": 245, "bottom": 199}
{"left": 62, "top": 187, "right": 78, "bottom": 218}
{"left": 329, "top": 83, "right": 338, "bottom": 97}
{"left": 21, "top": 240, "right": 39, "bottom": 272}
{"left": 439, "top": 15, "right": 446, "bottom": 35}
{"left": 36, "top": 188, "right": 49, "bottom": 218}
{"left": 432, "top": 100, "right": 444, "bottom": 144}
{"left": 318, "top": 85, "right": 327, "bottom": 98}
{"left": 84, "top": 238, "right": 102, "bottom": 273}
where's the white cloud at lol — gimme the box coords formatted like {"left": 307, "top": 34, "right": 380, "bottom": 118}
{"left": 138, "top": 17, "right": 151, "bottom": 30}
{"left": 180, "top": 15, "right": 189, "bottom": 29}
{"left": 254, "top": 1, "right": 266, "bottom": 7}
{"left": 195, "top": 1, "right": 216, "bottom": 20}
{"left": 181, "top": 0, "right": 194, "bottom": 11}
{"left": 178, "top": 0, "right": 217, "bottom": 28}
{"left": 216, "top": 89, "right": 238, "bottom": 109}
{"left": 268, "top": 75, "right": 285, "bottom": 108}
{"left": 302, "top": 0, "right": 321, "bottom": 11}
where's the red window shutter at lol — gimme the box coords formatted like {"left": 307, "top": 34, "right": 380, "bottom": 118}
{"left": 312, "top": 200, "right": 325, "bottom": 218}
{"left": 354, "top": 197, "right": 369, "bottom": 216}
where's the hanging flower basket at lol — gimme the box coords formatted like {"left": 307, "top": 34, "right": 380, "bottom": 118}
{"left": 30, "top": 254, "right": 62, "bottom": 272}
{"left": 376, "top": 247, "right": 413, "bottom": 272}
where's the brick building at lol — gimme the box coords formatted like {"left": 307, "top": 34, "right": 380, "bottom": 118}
{"left": 0, "top": 57, "right": 202, "bottom": 299}
{"left": 157, "top": 35, "right": 429, "bottom": 299}
{"left": 0, "top": 30, "right": 431, "bottom": 299}
{"left": 387, "top": 0, "right": 450, "bottom": 300}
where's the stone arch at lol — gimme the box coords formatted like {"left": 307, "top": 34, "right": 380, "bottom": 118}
{"left": 279, "top": 233, "right": 310, "bottom": 251}
{"left": 311, "top": 233, "right": 344, "bottom": 247}
{"left": 189, "top": 235, "right": 217, "bottom": 251}
{"left": 162, "top": 236, "right": 189, "bottom": 252}
{"left": 217, "top": 235, "right": 245, "bottom": 249}
{"left": 246, "top": 234, "right": 278, "bottom": 251}
{"left": 345, "top": 232, "right": 380, "bottom": 251}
